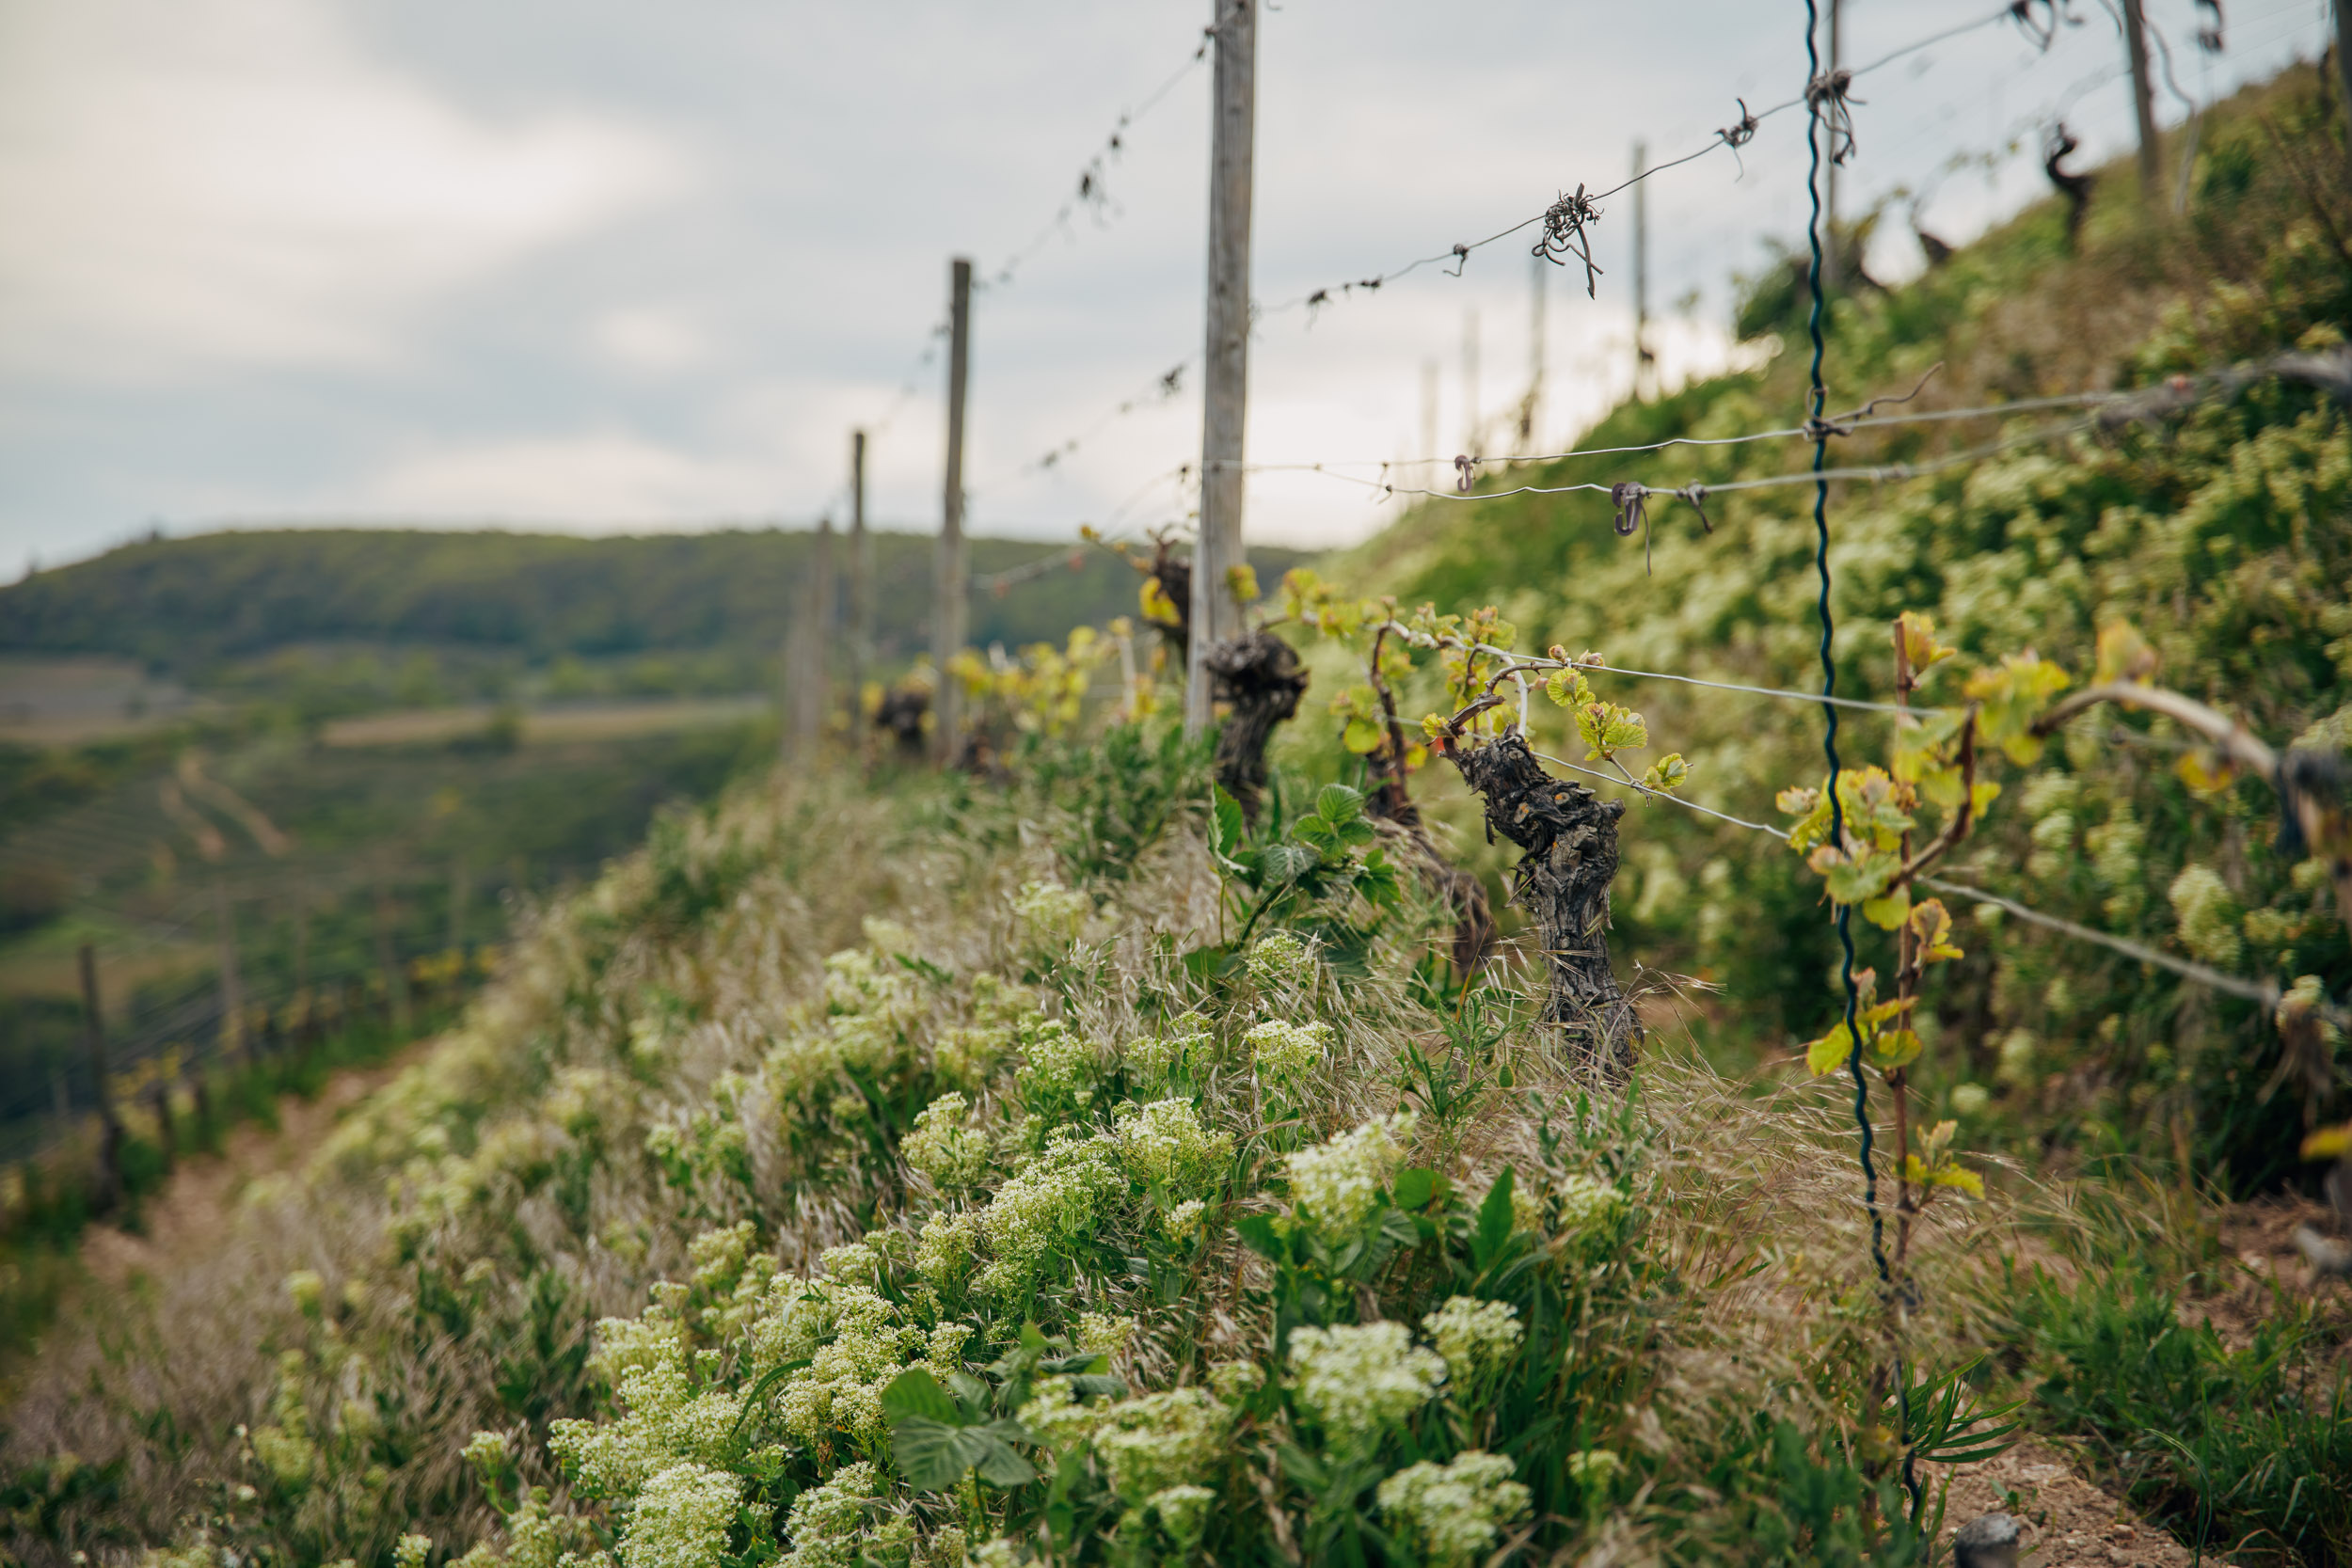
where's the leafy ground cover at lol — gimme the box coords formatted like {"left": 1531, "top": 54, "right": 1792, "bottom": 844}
{"left": 2, "top": 55, "right": 2349, "bottom": 1568}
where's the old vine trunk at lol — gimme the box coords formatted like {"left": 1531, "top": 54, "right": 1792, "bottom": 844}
{"left": 1448, "top": 733, "right": 1637, "bottom": 1080}
{"left": 1206, "top": 631, "right": 1309, "bottom": 823}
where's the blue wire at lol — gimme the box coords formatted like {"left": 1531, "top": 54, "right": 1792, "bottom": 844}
{"left": 1804, "top": 0, "right": 1915, "bottom": 1517}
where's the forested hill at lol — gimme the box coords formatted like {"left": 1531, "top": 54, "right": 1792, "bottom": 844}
{"left": 0, "top": 527, "right": 1308, "bottom": 675}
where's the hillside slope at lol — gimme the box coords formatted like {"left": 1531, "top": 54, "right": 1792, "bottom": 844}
{"left": 4, "top": 61, "right": 2351, "bottom": 1568}
{"left": 1324, "top": 66, "right": 2352, "bottom": 1190}
{"left": 0, "top": 530, "right": 1307, "bottom": 693}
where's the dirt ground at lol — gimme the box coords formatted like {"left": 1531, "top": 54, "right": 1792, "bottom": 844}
{"left": 77, "top": 1040, "right": 432, "bottom": 1290}
{"left": 1933, "top": 1438, "right": 2198, "bottom": 1567}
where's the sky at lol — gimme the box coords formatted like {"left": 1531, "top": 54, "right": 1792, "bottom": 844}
{"left": 0, "top": 0, "right": 2333, "bottom": 577}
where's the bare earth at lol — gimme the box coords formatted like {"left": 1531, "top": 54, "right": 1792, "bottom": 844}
{"left": 1933, "top": 1440, "right": 2196, "bottom": 1568}
{"left": 77, "top": 1041, "right": 430, "bottom": 1289}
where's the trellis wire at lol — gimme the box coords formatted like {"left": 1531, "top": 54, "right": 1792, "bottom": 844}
{"left": 1259, "top": 0, "right": 2028, "bottom": 320}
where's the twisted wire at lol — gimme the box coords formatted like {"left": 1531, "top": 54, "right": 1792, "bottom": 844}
{"left": 1804, "top": 0, "right": 1914, "bottom": 1513}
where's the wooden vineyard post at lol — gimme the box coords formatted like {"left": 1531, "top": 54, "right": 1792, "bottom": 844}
{"left": 1185, "top": 0, "right": 1257, "bottom": 735}
{"left": 215, "top": 880, "right": 246, "bottom": 1066}
{"left": 78, "top": 942, "right": 123, "bottom": 1210}
{"left": 374, "top": 879, "right": 411, "bottom": 1035}
{"left": 934, "top": 257, "right": 973, "bottom": 764}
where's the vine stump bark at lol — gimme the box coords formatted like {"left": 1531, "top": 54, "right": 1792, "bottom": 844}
{"left": 1205, "top": 631, "right": 1309, "bottom": 823}
{"left": 1448, "top": 733, "right": 1638, "bottom": 1080}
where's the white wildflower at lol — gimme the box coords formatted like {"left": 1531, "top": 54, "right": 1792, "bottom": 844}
{"left": 1161, "top": 1198, "right": 1207, "bottom": 1242}
{"left": 1550, "top": 1173, "right": 1625, "bottom": 1240}
{"left": 1377, "top": 1451, "right": 1531, "bottom": 1568}
{"left": 1077, "top": 1313, "right": 1134, "bottom": 1358}
{"left": 1422, "top": 1297, "right": 1521, "bottom": 1395}
{"left": 1113, "top": 1099, "right": 1232, "bottom": 1197}
{"left": 1012, "top": 879, "right": 1090, "bottom": 945}
{"left": 1565, "top": 1448, "right": 1623, "bottom": 1486}
{"left": 395, "top": 1536, "right": 433, "bottom": 1568}
{"left": 622, "top": 1462, "right": 740, "bottom": 1568}
{"left": 1015, "top": 1020, "right": 1097, "bottom": 1102}
{"left": 1287, "top": 1322, "right": 1444, "bottom": 1449}
{"left": 2169, "top": 864, "right": 2243, "bottom": 966}
{"left": 914, "top": 1211, "right": 981, "bottom": 1291}
{"left": 1950, "top": 1083, "right": 1991, "bottom": 1117}
{"left": 903, "top": 1093, "right": 993, "bottom": 1188}
{"left": 780, "top": 1462, "right": 878, "bottom": 1568}
{"left": 1283, "top": 1113, "right": 1415, "bottom": 1240}
{"left": 1245, "top": 1019, "right": 1332, "bottom": 1080}
{"left": 1091, "top": 1388, "right": 1227, "bottom": 1500}
{"left": 975, "top": 1131, "right": 1124, "bottom": 1300}
{"left": 1146, "top": 1484, "right": 1216, "bottom": 1548}
{"left": 1245, "top": 930, "right": 1319, "bottom": 990}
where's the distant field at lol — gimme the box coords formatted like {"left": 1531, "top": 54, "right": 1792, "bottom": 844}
{"left": 318, "top": 693, "right": 773, "bottom": 747}
{"left": 0, "top": 656, "right": 205, "bottom": 745}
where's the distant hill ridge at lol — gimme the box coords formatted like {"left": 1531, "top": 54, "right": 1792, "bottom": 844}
{"left": 0, "top": 527, "right": 1311, "bottom": 673}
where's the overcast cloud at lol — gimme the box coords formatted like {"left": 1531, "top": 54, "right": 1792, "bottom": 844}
{"left": 0, "top": 0, "right": 2330, "bottom": 576}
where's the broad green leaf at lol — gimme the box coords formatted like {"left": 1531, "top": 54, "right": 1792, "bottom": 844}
{"left": 1315, "top": 783, "right": 1366, "bottom": 824}
{"left": 1963, "top": 650, "right": 2071, "bottom": 765}
{"left": 1544, "top": 667, "right": 1594, "bottom": 707}
{"left": 1896, "top": 611, "right": 1958, "bottom": 675}
{"left": 1342, "top": 716, "right": 1385, "bottom": 754}
{"left": 1473, "top": 1166, "right": 1516, "bottom": 1271}
{"left": 1814, "top": 847, "right": 1899, "bottom": 906}
{"left": 1867, "top": 1028, "right": 1923, "bottom": 1072}
{"left": 1210, "top": 784, "right": 1246, "bottom": 859}
{"left": 1859, "top": 886, "right": 1912, "bottom": 930}
{"left": 891, "top": 1416, "right": 991, "bottom": 1489}
{"left": 1909, "top": 899, "right": 1963, "bottom": 963}
{"left": 972, "top": 1433, "right": 1039, "bottom": 1488}
{"left": 1575, "top": 701, "right": 1649, "bottom": 761}
{"left": 882, "top": 1368, "right": 962, "bottom": 1426}
{"left": 1643, "top": 752, "right": 1692, "bottom": 794}
{"left": 1260, "top": 843, "right": 1319, "bottom": 886}
{"left": 1391, "top": 1167, "right": 1437, "bottom": 1211}
{"left": 1804, "top": 1022, "right": 1859, "bottom": 1077}
{"left": 1232, "top": 1212, "right": 1285, "bottom": 1259}
{"left": 2091, "top": 621, "right": 2158, "bottom": 685}
{"left": 1904, "top": 1155, "right": 1984, "bottom": 1198}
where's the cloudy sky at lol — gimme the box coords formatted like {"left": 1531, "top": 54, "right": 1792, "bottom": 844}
{"left": 0, "top": 0, "right": 2330, "bottom": 575}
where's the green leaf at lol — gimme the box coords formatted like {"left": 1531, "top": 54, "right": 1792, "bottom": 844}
{"left": 1391, "top": 1167, "right": 1437, "bottom": 1211}
{"left": 1474, "top": 1166, "right": 1516, "bottom": 1272}
{"left": 882, "top": 1368, "right": 963, "bottom": 1427}
{"left": 1642, "top": 752, "right": 1692, "bottom": 794}
{"left": 891, "top": 1417, "right": 993, "bottom": 1490}
{"left": 1804, "top": 1022, "right": 1859, "bottom": 1078}
{"left": 1315, "top": 783, "right": 1366, "bottom": 824}
{"left": 1210, "top": 784, "right": 1246, "bottom": 858}
{"left": 1233, "top": 1212, "right": 1285, "bottom": 1259}
{"left": 1275, "top": 1442, "right": 1330, "bottom": 1490}
{"left": 1181, "top": 943, "right": 1238, "bottom": 982}
{"left": 1342, "top": 716, "right": 1385, "bottom": 754}
{"left": 1867, "top": 1028, "right": 1923, "bottom": 1072}
{"left": 1260, "top": 843, "right": 1320, "bottom": 886}
{"left": 1545, "top": 667, "right": 1593, "bottom": 707}
{"left": 971, "top": 1433, "right": 1039, "bottom": 1488}
{"left": 1859, "top": 886, "right": 1912, "bottom": 930}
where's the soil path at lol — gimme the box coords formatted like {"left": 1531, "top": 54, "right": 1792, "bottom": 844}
{"left": 77, "top": 1040, "right": 434, "bottom": 1289}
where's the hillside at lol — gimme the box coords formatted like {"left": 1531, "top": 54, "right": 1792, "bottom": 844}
{"left": 1320, "top": 65, "right": 2352, "bottom": 1191}
{"left": 4, "top": 60, "right": 2350, "bottom": 1568}
{"left": 0, "top": 529, "right": 1309, "bottom": 704}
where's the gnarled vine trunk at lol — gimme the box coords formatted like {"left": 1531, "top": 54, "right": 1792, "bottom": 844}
{"left": 1205, "top": 631, "right": 1309, "bottom": 823}
{"left": 1448, "top": 733, "right": 1637, "bottom": 1081}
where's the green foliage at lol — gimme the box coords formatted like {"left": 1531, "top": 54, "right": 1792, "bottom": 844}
{"left": 1339, "top": 67, "right": 2352, "bottom": 1182}
{"left": 2006, "top": 1262, "right": 2352, "bottom": 1564}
